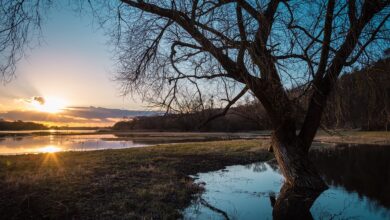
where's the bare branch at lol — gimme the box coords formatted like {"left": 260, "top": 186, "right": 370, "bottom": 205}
{"left": 199, "top": 85, "right": 248, "bottom": 128}
{"left": 345, "top": 13, "right": 390, "bottom": 66}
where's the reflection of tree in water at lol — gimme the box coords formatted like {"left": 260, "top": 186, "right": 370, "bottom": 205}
{"left": 272, "top": 144, "right": 390, "bottom": 219}
{"left": 244, "top": 163, "right": 252, "bottom": 170}
{"left": 310, "top": 144, "right": 390, "bottom": 209}
{"left": 266, "top": 159, "right": 280, "bottom": 172}
{"left": 272, "top": 183, "right": 324, "bottom": 220}
{"left": 245, "top": 160, "right": 279, "bottom": 173}
{"left": 252, "top": 162, "right": 267, "bottom": 173}
{"left": 313, "top": 198, "right": 361, "bottom": 220}
{"left": 188, "top": 145, "right": 390, "bottom": 219}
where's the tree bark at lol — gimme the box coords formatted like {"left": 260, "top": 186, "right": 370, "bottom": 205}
{"left": 252, "top": 82, "right": 327, "bottom": 190}
{"left": 270, "top": 124, "right": 328, "bottom": 218}
{"left": 270, "top": 121, "right": 328, "bottom": 191}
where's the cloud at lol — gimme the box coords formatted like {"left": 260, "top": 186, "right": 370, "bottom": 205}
{"left": 65, "top": 107, "right": 158, "bottom": 119}
{"left": 14, "top": 96, "right": 44, "bottom": 106}
{"left": 0, "top": 106, "right": 160, "bottom": 126}
{"left": 33, "top": 96, "right": 45, "bottom": 105}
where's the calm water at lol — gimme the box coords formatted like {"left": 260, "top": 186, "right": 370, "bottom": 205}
{"left": 0, "top": 131, "right": 264, "bottom": 155}
{"left": 0, "top": 134, "right": 150, "bottom": 155}
{"left": 184, "top": 144, "right": 390, "bottom": 220}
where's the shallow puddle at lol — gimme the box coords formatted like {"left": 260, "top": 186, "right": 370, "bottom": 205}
{"left": 184, "top": 144, "right": 390, "bottom": 220}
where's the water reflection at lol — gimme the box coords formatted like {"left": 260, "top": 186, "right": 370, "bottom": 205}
{"left": 0, "top": 131, "right": 264, "bottom": 155}
{"left": 184, "top": 144, "right": 390, "bottom": 220}
{"left": 38, "top": 145, "right": 62, "bottom": 153}
{"left": 0, "top": 134, "right": 148, "bottom": 155}
{"left": 272, "top": 183, "right": 324, "bottom": 220}
{"left": 311, "top": 144, "right": 390, "bottom": 209}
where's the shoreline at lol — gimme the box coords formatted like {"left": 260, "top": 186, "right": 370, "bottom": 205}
{"left": 1, "top": 133, "right": 389, "bottom": 218}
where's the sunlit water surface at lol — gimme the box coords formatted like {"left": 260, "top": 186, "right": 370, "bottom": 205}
{"left": 0, "top": 131, "right": 264, "bottom": 155}
{"left": 184, "top": 144, "right": 390, "bottom": 220}
{"left": 0, "top": 134, "right": 148, "bottom": 155}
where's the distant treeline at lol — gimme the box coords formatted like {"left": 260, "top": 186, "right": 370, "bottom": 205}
{"left": 113, "top": 110, "right": 266, "bottom": 132}
{"left": 322, "top": 58, "right": 390, "bottom": 130}
{"left": 0, "top": 120, "right": 104, "bottom": 131}
{"left": 114, "top": 58, "right": 390, "bottom": 132}
{"left": 0, "top": 120, "right": 48, "bottom": 130}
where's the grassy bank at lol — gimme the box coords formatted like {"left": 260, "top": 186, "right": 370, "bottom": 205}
{"left": 0, "top": 139, "right": 272, "bottom": 219}
{"left": 315, "top": 130, "right": 390, "bottom": 145}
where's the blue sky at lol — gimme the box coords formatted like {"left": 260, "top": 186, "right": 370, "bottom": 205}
{"left": 0, "top": 3, "right": 150, "bottom": 126}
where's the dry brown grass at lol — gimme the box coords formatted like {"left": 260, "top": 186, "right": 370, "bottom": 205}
{"left": 315, "top": 130, "right": 390, "bottom": 145}
{"left": 0, "top": 139, "right": 271, "bottom": 219}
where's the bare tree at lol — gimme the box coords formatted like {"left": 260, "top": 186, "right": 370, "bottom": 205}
{"left": 1, "top": 0, "right": 389, "bottom": 212}
{"left": 0, "top": 0, "right": 52, "bottom": 82}
{"left": 111, "top": 0, "right": 389, "bottom": 191}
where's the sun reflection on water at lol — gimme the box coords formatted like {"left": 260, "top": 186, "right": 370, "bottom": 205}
{"left": 39, "top": 145, "right": 61, "bottom": 153}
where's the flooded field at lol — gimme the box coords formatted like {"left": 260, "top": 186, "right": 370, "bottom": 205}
{"left": 184, "top": 144, "right": 390, "bottom": 220}
{"left": 0, "top": 131, "right": 266, "bottom": 155}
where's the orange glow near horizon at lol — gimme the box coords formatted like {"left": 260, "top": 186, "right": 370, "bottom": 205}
{"left": 31, "top": 97, "right": 67, "bottom": 114}
{"left": 32, "top": 119, "right": 121, "bottom": 128}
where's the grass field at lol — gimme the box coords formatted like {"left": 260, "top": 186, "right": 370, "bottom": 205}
{"left": 0, "top": 139, "right": 272, "bottom": 219}
{"left": 1, "top": 131, "right": 388, "bottom": 219}
{"left": 315, "top": 130, "right": 390, "bottom": 145}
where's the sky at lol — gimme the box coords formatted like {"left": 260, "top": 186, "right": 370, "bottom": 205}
{"left": 0, "top": 3, "right": 152, "bottom": 127}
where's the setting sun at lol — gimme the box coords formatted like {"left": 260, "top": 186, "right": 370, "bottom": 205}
{"left": 31, "top": 97, "right": 67, "bottom": 113}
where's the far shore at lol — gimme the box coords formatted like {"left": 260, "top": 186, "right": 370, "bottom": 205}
{"left": 1, "top": 129, "right": 389, "bottom": 145}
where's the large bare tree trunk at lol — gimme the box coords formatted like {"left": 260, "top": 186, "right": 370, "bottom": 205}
{"left": 270, "top": 121, "right": 328, "bottom": 190}
{"left": 272, "top": 136, "right": 327, "bottom": 190}
{"left": 252, "top": 83, "right": 328, "bottom": 190}
{"left": 269, "top": 121, "right": 328, "bottom": 218}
